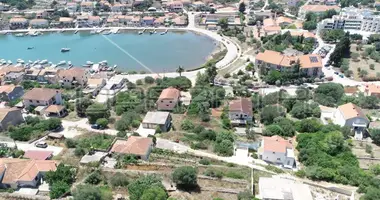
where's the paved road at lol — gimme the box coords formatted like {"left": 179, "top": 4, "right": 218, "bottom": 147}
{"left": 2, "top": 136, "right": 63, "bottom": 156}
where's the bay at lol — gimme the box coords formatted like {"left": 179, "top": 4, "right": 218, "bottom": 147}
{"left": 0, "top": 31, "right": 216, "bottom": 72}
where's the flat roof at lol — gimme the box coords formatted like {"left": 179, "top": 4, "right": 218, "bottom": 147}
{"left": 142, "top": 111, "right": 170, "bottom": 125}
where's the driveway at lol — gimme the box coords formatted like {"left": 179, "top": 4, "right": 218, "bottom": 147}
{"left": 3, "top": 137, "right": 63, "bottom": 156}
{"left": 156, "top": 138, "right": 190, "bottom": 153}
{"left": 61, "top": 119, "right": 117, "bottom": 136}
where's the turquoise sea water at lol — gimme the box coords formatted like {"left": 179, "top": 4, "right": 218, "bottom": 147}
{"left": 0, "top": 31, "right": 216, "bottom": 72}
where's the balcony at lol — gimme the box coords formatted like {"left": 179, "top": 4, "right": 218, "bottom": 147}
{"left": 352, "top": 122, "right": 367, "bottom": 128}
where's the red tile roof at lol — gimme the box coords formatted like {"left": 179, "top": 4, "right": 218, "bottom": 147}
{"left": 229, "top": 98, "right": 253, "bottom": 116}
{"left": 22, "top": 88, "right": 60, "bottom": 101}
{"left": 263, "top": 136, "right": 293, "bottom": 153}
{"left": 0, "top": 158, "right": 57, "bottom": 184}
{"left": 159, "top": 87, "right": 180, "bottom": 100}
{"left": 23, "top": 150, "right": 53, "bottom": 160}
{"left": 111, "top": 136, "right": 153, "bottom": 156}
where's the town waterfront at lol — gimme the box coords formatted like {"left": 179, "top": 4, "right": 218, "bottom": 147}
{"left": 0, "top": 31, "right": 217, "bottom": 72}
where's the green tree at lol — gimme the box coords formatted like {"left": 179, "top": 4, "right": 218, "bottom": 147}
{"left": 181, "top": 119, "right": 194, "bottom": 131}
{"left": 218, "top": 18, "right": 229, "bottom": 30}
{"left": 45, "top": 164, "right": 76, "bottom": 185}
{"left": 96, "top": 118, "right": 108, "bottom": 127}
{"left": 86, "top": 103, "right": 110, "bottom": 124}
{"left": 172, "top": 166, "right": 198, "bottom": 188}
{"left": 144, "top": 76, "right": 155, "bottom": 84}
{"left": 128, "top": 175, "right": 165, "bottom": 200}
{"left": 239, "top": 2, "right": 246, "bottom": 13}
{"left": 110, "top": 172, "right": 129, "bottom": 187}
{"left": 314, "top": 83, "right": 344, "bottom": 106}
{"left": 237, "top": 190, "right": 255, "bottom": 200}
{"left": 264, "top": 70, "right": 282, "bottom": 85}
{"left": 370, "top": 129, "right": 380, "bottom": 145}
{"left": 85, "top": 170, "right": 103, "bottom": 185}
{"left": 295, "top": 118, "right": 322, "bottom": 133}
{"left": 260, "top": 105, "right": 285, "bottom": 125}
{"left": 50, "top": 181, "right": 70, "bottom": 199}
{"left": 141, "top": 186, "right": 168, "bottom": 200}
{"left": 72, "top": 184, "right": 101, "bottom": 200}
{"left": 176, "top": 66, "right": 185, "bottom": 77}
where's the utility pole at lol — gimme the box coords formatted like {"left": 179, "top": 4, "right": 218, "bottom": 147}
{"left": 251, "top": 167, "right": 255, "bottom": 195}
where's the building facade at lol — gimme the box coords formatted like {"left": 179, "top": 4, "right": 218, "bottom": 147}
{"left": 319, "top": 7, "right": 380, "bottom": 33}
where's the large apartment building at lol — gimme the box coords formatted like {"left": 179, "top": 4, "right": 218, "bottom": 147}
{"left": 319, "top": 7, "right": 380, "bottom": 33}
{"left": 255, "top": 50, "right": 323, "bottom": 77}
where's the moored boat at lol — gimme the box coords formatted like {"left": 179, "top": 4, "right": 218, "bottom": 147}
{"left": 40, "top": 60, "right": 48, "bottom": 65}
{"left": 57, "top": 61, "right": 66, "bottom": 66}
{"left": 61, "top": 48, "right": 70, "bottom": 53}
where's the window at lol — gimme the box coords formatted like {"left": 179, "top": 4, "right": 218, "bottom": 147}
{"left": 166, "top": 105, "right": 169, "bottom": 107}
{"left": 272, "top": 152, "right": 275, "bottom": 154}
{"left": 277, "top": 158, "right": 280, "bottom": 161}
{"left": 169, "top": 101, "right": 172, "bottom": 103}
{"left": 161, "top": 100, "right": 164, "bottom": 103}
{"left": 36, "top": 100, "right": 40, "bottom": 103}
{"left": 29, "top": 100, "right": 32, "bottom": 103}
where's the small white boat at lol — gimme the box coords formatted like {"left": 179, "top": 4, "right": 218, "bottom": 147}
{"left": 102, "top": 31, "right": 111, "bottom": 35}
{"left": 161, "top": 29, "right": 168, "bottom": 35}
{"left": 90, "top": 30, "right": 96, "bottom": 34}
{"left": 113, "top": 65, "right": 117, "bottom": 69}
{"left": 96, "top": 29, "right": 103, "bottom": 34}
{"left": 40, "top": 60, "right": 48, "bottom": 65}
{"left": 17, "top": 59, "right": 24, "bottom": 64}
{"left": 99, "top": 60, "right": 107, "bottom": 65}
{"left": 51, "top": 64, "right": 57, "bottom": 68}
{"left": 74, "top": 30, "right": 79, "bottom": 34}
{"left": 15, "top": 33, "right": 24, "bottom": 37}
{"left": 28, "top": 60, "right": 33, "bottom": 63}
{"left": 30, "top": 32, "right": 39, "bottom": 37}
{"left": 34, "top": 64, "right": 43, "bottom": 69}
{"left": 68, "top": 61, "right": 72, "bottom": 65}
{"left": 57, "top": 61, "right": 66, "bottom": 66}
{"left": 7, "top": 60, "right": 12, "bottom": 64}
{"left": 86, "top": 61, "right": 94, "bottom": 65}
{"left": 61, "top": 48, "right": 70, "bottom": 53}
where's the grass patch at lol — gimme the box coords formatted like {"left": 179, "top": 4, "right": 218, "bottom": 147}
{"left": 76, "top": 134, "right": 115, "bottom": 150}
{"left": 264, "top": 165, "right": 285, "bottom": 174}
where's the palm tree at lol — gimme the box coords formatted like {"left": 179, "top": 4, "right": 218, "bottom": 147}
{"left": 176, "top": 66, "right": 184, "bottom": 77}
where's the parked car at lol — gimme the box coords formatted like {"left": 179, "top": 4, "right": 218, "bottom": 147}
{"left": 35, "top": 141, "right": 48, "bottom": 148}
{"left": 334, "top": 71, "right": 339, "bottom": 75}
{"left": 91, "top": 124, "right": 104, "bottom": 130}
{"left": 339, "top": 74, "right": 344, "bottom": 78}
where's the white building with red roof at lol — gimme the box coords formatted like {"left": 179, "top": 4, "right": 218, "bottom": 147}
{"left": 228, "top": 98, "right": 253, "bottom": 125}
{"left": 157, "top": 87, "right": 180, "bottom": 111}
{"left": 258, "top": 136, "right": 295, "bottom": 168}
{"left": 110, "top": 136, "right": 153, "bottom": 160}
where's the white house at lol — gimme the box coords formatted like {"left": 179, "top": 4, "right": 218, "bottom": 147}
{"left": 0, "top": 159, "right": 57, "bottom": 189}
{"left": 66, "top": 2, "right": 78, "bottom": 14}
{"left": 333, "top": 103, "right": 369, "bottom": 138}
{"left": 110, "top": 136, "right": 153, "bottom": 160}
{"left": 22, "top": 88, "right": 63, "bottom": 108}
{"left": 29, "top": 19, "right": 49, "bottom": 28}
{"left": 0, "top": 2, "right": 10, "bottom": 11}
{"left": 258, "top": 136, "right": 295, "bottom": 168}
{"left": 228, "top": 98, "right": 253, "bottom": 125}
{"left": 168, "top": 1, "right": 183, "bottom": 12}
{"left": 142, "top": 111, "right": 172, "bottom": 132}
{"left": 83, "top": 78, "right": 106, "bottom": 96}
{"left": 88, "top": 16, "right": 101, "bottom": 26}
